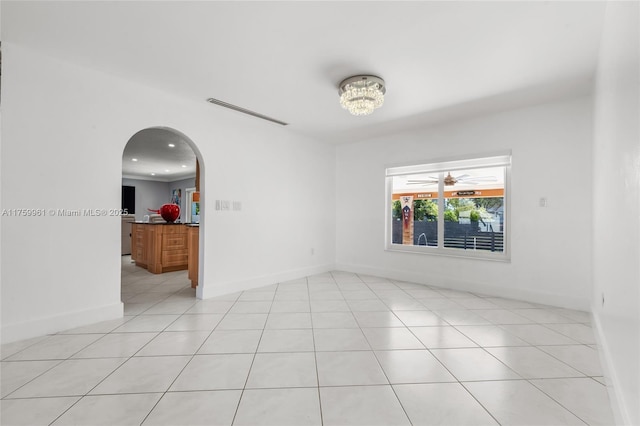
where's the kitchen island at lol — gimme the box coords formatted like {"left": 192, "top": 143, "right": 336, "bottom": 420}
{"left": 131, "top": 222, "right": 188, "bottom": 274}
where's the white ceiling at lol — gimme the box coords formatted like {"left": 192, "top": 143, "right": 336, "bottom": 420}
{"left": 122, "top": 128, "right": 197, "bottom": 182}
{"left": 3, "top": 1, "right": 606, "bottom": 149}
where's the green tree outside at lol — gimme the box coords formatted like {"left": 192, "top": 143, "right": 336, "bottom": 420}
{"left": 392, "top": 199, "right": 438, "bottom": 221}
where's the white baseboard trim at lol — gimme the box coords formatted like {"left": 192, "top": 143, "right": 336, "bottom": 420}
{"left": 1, "top": 302, "right": 124, "bottom": 344}
{"left": 591, "top": 310, "right": 632, "bottom": 425}
{"left": 200, "top": 263, "right": 335, "bottom": 299}
{"left": 334, "top": 262, "right": 590, "bottom": 311}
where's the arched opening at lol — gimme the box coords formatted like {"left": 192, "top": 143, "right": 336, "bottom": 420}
{"left": 120, "top": 127, "right": 204, "bottom": 311}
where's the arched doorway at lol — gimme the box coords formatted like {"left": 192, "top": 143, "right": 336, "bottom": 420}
{"left": 120, "top": 127, "right": 204, "bottom": 309}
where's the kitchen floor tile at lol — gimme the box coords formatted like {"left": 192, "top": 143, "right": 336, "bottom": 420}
{"left": 545, "top": 323, "right": 597, "bottom": 344}
{"left": 7, "top": 357, "right": 125, "bottom": 398}
{"left": 487, "top": 346, "right": 584, "bottom": 379}
{"left": 257, "top": 329, "right": 314, "bottom": 352}
{"left": 170, "top": 354, "right": 253, "bottom": 391}
{"left": 320, "top": 385, "right": 410, "bottom": 426}
{"left": 270, "top": 301, "right": 311, "bottom": 313}
{"left": 375, "top": 350, "right": 456, "bottom": 384}
{"left": 410, "top": 326, "right": 478, "bottom": 349}
{"left": 234, "top": 387, "right": 321, "bottom": 426}
{"left": 464, "top": 380, "right": 585, "bottom": 425}
{"left": 4, "top": 268, "right": 615, "bottom": 426}
{"left": 112, "top": 315, "right": 180, "bottom": 333}
{"left": 228, "top": 301, "right": 272, "bottom": 314}
{"left": 265, "top": 312, "right": 312, "bottom": 329}
{"left": 6, "top": 334, "right": 103, "bottom": 361}
{"left": 353, "top": 311, "right": 404, "bottom": 327}
{"left": 164, "top": 314, "right": 224, "bottom": 331}
{"left": 310, "top": 300, "right": 351, "bottom": 312}
{"left": 90, "top": 356, "right": 190, "bottom": 394}
{"left": 313, "top": 328, "right": 371, "bottom": 351}
{"left": 185, "top": 300, "right": 234, "bottom": 314}
{"left": 431, "top": 348, "right": 520, "bottom": 381}
{"left": 246, "top": 352, "right": 317, "bottom": 388}
{"left": 216, "top": 313, "right": 268, "bottom": 330}
{"left": 499, "top": 324, "right": 579, "bottom": 345}
{"left": 142, "top": 390, "right": 242, "bottom": 426}
{"left": 393, "top": 310, "right": 447, "bottom": 326}
{"left": 52, "top": 393, "right": 162, "bottom": 426}
{"left": 362, "top": 327, "right": 424, "bottom": 350}
{"left": 1, "top": 360, "right": 61, "bottom": 397}
{"left": 311, "top": 312, "right": 359, "bottom": 329}
{"left": 347, "top": 299, "right": 390, "bottom": 312}
{"left": 531, "top": 377, "right": 615, "bottom": 425}
{"left": 1, "top": 336, "right": 50, "bottom": 360}
{"left": 455, "top": 325, "right": 530, "bottom": 347}
{"left": 197, "top": 330, "right": 262, "bottom": 354}
{"left": 72, "top": 333, "right": 158, "bottom": 358}
{"left": 316, "top": 351, "right": 388, "bottom": 386}
{"left": 134, "top": 331, "right": 210, "bottom": 356}
{"left": 394, "top": 383, "right": 498, "bottom": 425}
{"left": 1, "top": 396, "right": 80, "bottom": 426}
{"left": 538, "top": 344, "right": 604, "bottom": 376}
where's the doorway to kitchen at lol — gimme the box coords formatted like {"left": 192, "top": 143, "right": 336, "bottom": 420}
{"left": 120, "top": 127, "right": 204, "bottom": 310}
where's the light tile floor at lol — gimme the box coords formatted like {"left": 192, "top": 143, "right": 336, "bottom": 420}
{"left": 1, "top": 257, "right": 616, "bottom": 425}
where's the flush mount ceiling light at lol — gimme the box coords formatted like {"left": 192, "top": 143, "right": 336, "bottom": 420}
{"left": 338, "top": 75, "right": 386, "bottom": 116}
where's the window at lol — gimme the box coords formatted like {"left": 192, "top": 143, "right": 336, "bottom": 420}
{"left": 386, "top": 153, "right": 511, "bottom": 260}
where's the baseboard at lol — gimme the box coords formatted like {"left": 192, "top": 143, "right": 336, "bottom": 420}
{"left": 591, "top": 310, "right": 632, "bottom": 425}
{"left": 199, "top": 263, "right": 335, "bottom": 299}
{"left": 1, "top": 301, "right": 124, "bottom": 344}
{"left": 334, "top": 262, "right": 590, "bottom": 311}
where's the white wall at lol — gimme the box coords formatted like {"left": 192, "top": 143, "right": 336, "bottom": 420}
{"left": 592, "top": 2, "right": 640, "bottom": 424}
{"left": 121, "top": 178, "right": 170, "bottom": 222}
{"left": 0, "top": 43, "right": 336, "bottom": 343}
{"left": 336, "top": 96, "right": 593, "bottom": 311}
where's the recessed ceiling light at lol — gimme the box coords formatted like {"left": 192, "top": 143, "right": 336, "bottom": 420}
{"left": 151, "top": 173, "right": 156, "bottom": 176}
{"left": 165, "top": 169, "right": 170, "bottom": 172}
{"left": 181, "top": 165, "right": 187, "bottom": 168}
{"left": 132, "top": 158, "right": 138, "bottom": 162}
{"left": 168, "top": 143, "right": 175, "bottom": 148}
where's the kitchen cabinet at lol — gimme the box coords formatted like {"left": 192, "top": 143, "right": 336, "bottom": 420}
{"left": 131, "top": 223, "right": 188, "bottom": 273}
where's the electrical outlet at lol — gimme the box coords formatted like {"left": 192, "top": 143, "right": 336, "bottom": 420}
{"left": 221, "top": 200, "right": 230, "bottom": 211}
{"left": 539, "top": 197, "right": 547, "bottom": 207}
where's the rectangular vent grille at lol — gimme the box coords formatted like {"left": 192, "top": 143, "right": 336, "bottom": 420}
{"left": 206, "top": 98, "right": 288, "bottom": 126}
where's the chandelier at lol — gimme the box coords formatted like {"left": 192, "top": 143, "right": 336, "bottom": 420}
{"left": 338, "top": 75, "right": 386, "bottom": 116}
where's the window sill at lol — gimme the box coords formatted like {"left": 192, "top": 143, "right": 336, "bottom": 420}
{"left": 385, "top": 243, "right": 511, "bottom": 262}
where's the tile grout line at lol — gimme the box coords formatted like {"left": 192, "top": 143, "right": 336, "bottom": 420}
{"left": 308, "top": 275, "right": 325, "bottom": 426}
{"left": 137, "top": 287, "right": 242, "bottom": 425}
{"left": 228, "top": 284, "right": 274, "bottom": 426}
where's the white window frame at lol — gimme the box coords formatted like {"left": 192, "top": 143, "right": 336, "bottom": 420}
{"left": 385, "top": 152, "right": 511, "bottom": 261}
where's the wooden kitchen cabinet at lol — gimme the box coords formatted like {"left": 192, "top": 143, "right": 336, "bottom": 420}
{"left": 131, "top": 223, "right": 188, "bottom": 274}
{"left": 187, "top": 225, "right": 199, "bottom": 288}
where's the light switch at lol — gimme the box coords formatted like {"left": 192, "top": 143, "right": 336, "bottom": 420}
{"left": 215, "top": 200, "right": 221, "bottom": 210}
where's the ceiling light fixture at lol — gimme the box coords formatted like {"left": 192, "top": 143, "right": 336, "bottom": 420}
{"left": 168, "top": 143, "right": 175, "bottom": 148}
{"left": 131, "top": 158, "right": 138, "bottom": 162}
{"left": 338, "top": 75, "right": 385, "bottom": 116}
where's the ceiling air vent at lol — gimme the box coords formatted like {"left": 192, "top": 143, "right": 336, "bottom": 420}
{"left": 206, "top": 98, "right": 288, "bottom": 126}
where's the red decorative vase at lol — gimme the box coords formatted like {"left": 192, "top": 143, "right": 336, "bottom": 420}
{"left": 148, "top": 204, "right": 180, "bottom": 223}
